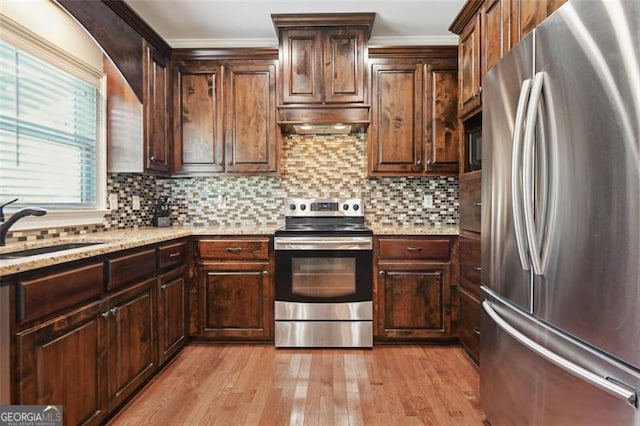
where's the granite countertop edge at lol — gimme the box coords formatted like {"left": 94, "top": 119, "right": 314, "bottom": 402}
{"left": 0, "top": 225, "right": 459, "bottom": 277}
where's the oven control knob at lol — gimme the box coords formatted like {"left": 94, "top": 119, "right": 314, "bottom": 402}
{"left": 353, "top": 204, "right": 360, "bottom": 211}
{"left": 289, "top": 204, "right": 296, "bottom": 211}
{"left": 300, "top": 204, "right": 307, "bottom": 211}
{"left": 343, "top": 204, "right": 349, "bottom": 211}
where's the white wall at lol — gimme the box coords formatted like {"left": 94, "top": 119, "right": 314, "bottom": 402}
{"left": 1, "top": 0, "right": 103, "bottom": 70}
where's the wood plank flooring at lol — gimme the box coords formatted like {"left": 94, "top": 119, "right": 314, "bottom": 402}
{"left": 109, "top": 344, "right": 487, "bottom": 426}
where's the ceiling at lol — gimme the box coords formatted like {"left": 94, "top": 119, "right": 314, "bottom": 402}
{"left": 123, "top": 0, "right": 465, "bottom": 48}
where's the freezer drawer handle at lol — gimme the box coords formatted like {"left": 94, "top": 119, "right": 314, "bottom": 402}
{"left": 482, "top": 300, "right": 638, "bottom": 408}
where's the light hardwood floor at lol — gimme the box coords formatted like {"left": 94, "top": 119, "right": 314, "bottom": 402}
{"left": 109, "top": 344, "right": 487, "bottom": 425}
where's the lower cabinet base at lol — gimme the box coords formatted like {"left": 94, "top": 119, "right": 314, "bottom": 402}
{"left": 275, "top": 321, "right": 373, "bottom": 348}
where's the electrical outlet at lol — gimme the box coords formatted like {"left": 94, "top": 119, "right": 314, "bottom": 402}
{"left": 109, "top": 193, "right": 118, "bottom": 210}
{"left": 423, "top": 194, "right": 434, "bottom": 209}
{"left": 217, "top": 194, "right": 226, "bottom": 209}
{"left": 132, "top": 195, "right": 141, "bottom": 210}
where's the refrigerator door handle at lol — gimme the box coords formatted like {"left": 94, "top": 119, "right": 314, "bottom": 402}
{"left": 482, "top": 300, "right": 639, "bottom": 408}
{"left": 522, "top": 72, "right": 545, "bottom": 275}
{"left": 511, "top": 79, "right": 533, "bottom": 271}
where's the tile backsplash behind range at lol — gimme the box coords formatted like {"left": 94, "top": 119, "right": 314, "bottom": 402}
{"left": 164, "top": 134, "right": 458, "bottom": 228}
{"left": 5, "top": 134, "right": 458, "bottom": 243}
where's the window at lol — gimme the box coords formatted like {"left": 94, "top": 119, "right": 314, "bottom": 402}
{"left": 0, "top": 40, "right": 103, "bottom": 208}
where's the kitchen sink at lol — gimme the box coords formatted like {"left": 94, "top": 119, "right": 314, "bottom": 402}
{"left": 0, "top": 242, "right": 104, "bottom": 259}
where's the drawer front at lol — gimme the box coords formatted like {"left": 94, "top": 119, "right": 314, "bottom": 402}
{"left": 108, "top": 248, "right": 157, "bottom": 290}
{"left": 18, "top": 262, "right": 104, "bottom": 323}
{"left": 378, "top": 238, "right": 450, "bottom": 260}
{"left": 460, "top": 174, "right": 481, "bottom": 233}
{"left": 199, "top": 239, "right": 270, "bottom": 260}
{"left": 158, "top": 241, "right": 187, "bottom": 270}
{"left": 459, "top": 287, "right": 481, "bottom": 362}
{"left": 459, "top": 234, "right": 482, "bottom": 298}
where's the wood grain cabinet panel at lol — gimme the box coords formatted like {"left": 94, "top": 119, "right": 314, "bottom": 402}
{"left": 459, "top": 14, "right": 482, "bottom": 118}
{"left": 459, "top": 234, "right": 482, "bottom": 298}
{"left": 158, "top": 266, "right": 187, "bottom": 364}
{"left": 378, "top": 238, "right": 450, "bottom": 260}
{"left": 482, "top": 0, "right": 510, "bottom": 78}
{"left": 425, "top": 65, "right": 459, "bottom": 173}
{"left": 459, "top": 287, "right": 481, "bottom": 363}
{"left": 174, "top": 65, "right": 224, "bottom": 173}
{"left": 143, "top": 41, "right": 170, "bottom": 174}
{"left": 16, "top": 300, "right": 108, "bottom": 426}
{"left": 157, "top": 241, "right": 187, "bottom": 271}
{"left": 280, "top": 29, "right": 323, "bottom": 104}
{"left": 106, "top": 279, "right": 156, "bottom": 410}
{"left": 108, "top": 248, "right": 156, "bottom": 291}
{"left": 224, "top": 61, "right": 278, "bottom": 173}
{"left": 460, "top": 172, "right": 482, "bottom": 233}
{"left": 323, "top": 28, "right": 366, "bottom": 104}
{"left": 198, "top": 239, "right": 270, "bottom": 260}
{"left": 369, "top": 61, "right": 423, "bottom": 174}
{"left": 511, "top": 0, "right": 567, "bottom": 48}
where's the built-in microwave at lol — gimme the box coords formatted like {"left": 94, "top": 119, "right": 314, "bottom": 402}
{"left": 468, "top": 128, "right": 482, "bottom": 171}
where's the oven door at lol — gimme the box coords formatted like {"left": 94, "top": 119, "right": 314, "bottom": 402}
{"left": 274, "top": 237, "right": 373, "bottom": 303}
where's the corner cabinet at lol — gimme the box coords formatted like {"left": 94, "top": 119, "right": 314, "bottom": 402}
{"left": 143, "top": 41, "right": 171, "bottom": 173}
{"left": 172, "top": 57, "right": 279, "bottom": 175}
{"left": 195, "top": 238, "right": 273, "bottom": 340}
{"left": 368, "top": 48, "right": 459, "bottom": 176}
{"left": 375, "top": 236, "right": 458, "bottom": 340}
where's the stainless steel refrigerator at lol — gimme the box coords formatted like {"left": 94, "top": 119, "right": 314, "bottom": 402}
{"left": 481, "top": 0, "right": 640, "bottom": 424}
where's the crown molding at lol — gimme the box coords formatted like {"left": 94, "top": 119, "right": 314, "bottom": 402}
{"left": 167, "top": 38, "right": 278, "bottom": 49}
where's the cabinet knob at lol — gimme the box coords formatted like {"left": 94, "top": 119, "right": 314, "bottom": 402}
{"left": 110, "top": 307, "right": 118, "bottom": 317}
{"left": 478, "top": 86, "right": 483, "bottom": 94}
{"left": 263, "top": 270, "right": 269, "bottom": 276}
{"left": 475, "top": 202, "right": 482, "bottom": 207}
{"left": 101, "top": 311, "right": 110, "bottom": 318}
{"left": 416, "top": 160, "right": 422, "bottom": 166}
{"left": 150, "top": 155, "right": 156, "bottom": 161}
{"left": 379, "top": 270, "right": 385, "bottom": 276}
{"left": 474, "top": 266, "right": 482, "bottom": 272}
{"left": 473, "top": 327, "right": 481, "bottom": 336}
{"left": 160, "top": 284, "right": 168, "bottom": 290}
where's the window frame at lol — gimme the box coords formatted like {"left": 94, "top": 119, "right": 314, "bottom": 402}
{"left": 0, "top": 15, "right": 108, "bottom": 231}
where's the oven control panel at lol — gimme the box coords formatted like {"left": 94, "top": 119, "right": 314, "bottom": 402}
{"left": 286, "top": 198, "right": 364, "bottom": 217}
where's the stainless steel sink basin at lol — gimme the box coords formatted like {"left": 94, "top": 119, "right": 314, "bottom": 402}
{"left": 0, "top": 242, "right": 104, "bottom": 259}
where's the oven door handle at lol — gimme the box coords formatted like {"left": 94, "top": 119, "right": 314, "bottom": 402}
{"left": 274, "top": 237, "right": 372, "bottom": 251}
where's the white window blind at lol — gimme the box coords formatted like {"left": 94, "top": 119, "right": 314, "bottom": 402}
{"left": 0, "top": 40, "right": 99, "bottom": 208}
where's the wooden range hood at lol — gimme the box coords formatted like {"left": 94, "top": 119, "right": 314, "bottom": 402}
{"left": 272, "top": 13, "right": 375, "bottom": 134}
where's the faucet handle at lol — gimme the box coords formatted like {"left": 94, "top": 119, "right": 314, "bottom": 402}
{"left": 0, "top": 198, "right": 18, "bottom": 222}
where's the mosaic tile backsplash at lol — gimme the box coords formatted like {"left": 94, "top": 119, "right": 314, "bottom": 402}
{"left": 4, "top": 134, "right": 458, "bottom": 243}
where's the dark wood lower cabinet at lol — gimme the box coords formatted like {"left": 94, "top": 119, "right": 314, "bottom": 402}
{"left": 199, "top": 263, "right": 272, "bottom": 339}
{"left": 377, "top": 262, "right": 451, "bottom": 339}
{"left": 459, "top": 287, "right": 481, "bottom": 363}
{"left": 158, "top": 266, "right": 187, "bottom": 364}
{"left": 106, "top": 279, "right": 156, "bottom": 410}
{"left": 16, "top": 300, "right": 108, "bottom": 426}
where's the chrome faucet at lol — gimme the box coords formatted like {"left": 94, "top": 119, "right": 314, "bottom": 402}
{"left": 0, "top": 199, "right": 47, "bottom": 246}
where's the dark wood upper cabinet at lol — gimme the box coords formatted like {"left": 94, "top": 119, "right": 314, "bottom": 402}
{"left": 224, "top": 61, "right": 278, "bottom": 173}
{"left": 273, "top": 14, "right": 373, "bottom": 107}
{"left": 511, "top": 0, "right": 566, "bottom": 46}
{"left": 143, "top": 41, "right": 171, "bottom": 174}
{"left": 482, "top": 0, "right": 510, "bottom": 78}
{"left": 368, "top": 48, "right": 458, "bottom": 176}
{"left": 458, "top": 14, "right": 482, "bottom": 119}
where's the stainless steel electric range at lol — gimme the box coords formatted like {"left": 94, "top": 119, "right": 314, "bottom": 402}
{"left": 274, "top": 198, "right": 373, "bottom": 348}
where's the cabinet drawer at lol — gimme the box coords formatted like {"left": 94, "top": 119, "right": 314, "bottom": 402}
{"left": 459, "top": 235, "right": 482, "bottom": 298}
{"left": 460, "top": 174, "right": 481, "bottom": 233}
{"left": 378, "top": 238, "right": 450, "bottom": 260}
{"left": 108, "top": 248, "right": 156, "bottom": 290}
{"left": 158, "top": 241, "right": 186, "bottom": 270}
{"left": 459, "top": 287, "right": 481, "bottom": 363}
{"left": 199, "top": 239, "right": 270, "bottom": 260}
{"left": 18, "top": 262, "right": 104, "bottom": 323}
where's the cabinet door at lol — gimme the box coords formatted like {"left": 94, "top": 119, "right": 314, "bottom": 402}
{"left": 280, "top": 29, "right": 323, "bottom": 104}
{"left": 16, "top": 301, "right": 108, "bottom": 426}
{"left": 323, "top": 28, "right": 366, "bottom": 104}
{"left": 459, "top": 14, "right": 482, "bottom": 118}
{"left": 200, "top": 263, "right": 272, "bottom": 339}
{"left": 369, "top": 61, "right": 423, "bottom": 174}
{"left": 425, "top": 64, "right": 459, "bottom": 173}
{"left": 224, "top": 62, "right": 278, "bottom": 173}
{"left": 144, "top": 43, "right": 170, "bottom": 173}
{"left": 106, "top": 279, "right": 156, "bottom": 409}
{"left": 482, "top": 0, "right": 510, "bottom": 79}
{"left": 511, "top": 0, "right": 566, "bottom": 45}
{"left": 175, "top": 66, "right": 224, "bottom": 173}
{"left": 459, "top": 287, "right": 481, "bottom": 363}
{"left": 158, "top": 267, "right": 187, "bottom": 364}
{"left": 377, "top": 263, "right": 451, "bottom": 339}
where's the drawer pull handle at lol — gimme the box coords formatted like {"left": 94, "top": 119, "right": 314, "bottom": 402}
{"left": 168, "top": 252, "right": 181, "bottom": 258}
{"left": 160, "top": 284, "right": 168, "bottom": 290}
{"left": 474, "top": 266, "right": 482, "bottom": 271}
{"left": 379, "top": 270, "right": 385, "bottom": 276}
{"left": 473, "top": 327, "right": 481, "bottom": 336}
{"left": 226, "top": 247, "right": 243, "bottom": 252}
{"left": 110, "top": 308, "right": 119, "bottom": 317}
{"left": 406, "top": 246, "right": 422, "bottom": 251}
{"left": 475, "top": 202, "right": 482, "bottom": 207}
{"left": 101, "top": 311, "right": 110, "bottom": 318}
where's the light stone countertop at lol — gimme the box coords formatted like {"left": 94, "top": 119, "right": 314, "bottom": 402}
{"left": 370, "top": 225, "right": 459, "bottom": 236}
{"left": 0, "top": 225, "right": 280, "bottom": 277}
{"left": 0, "top": 224, "right": 459, "bottom": 277}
